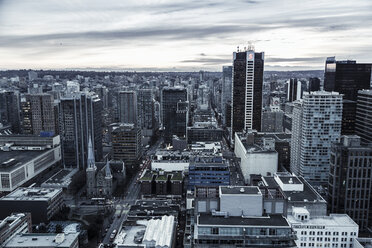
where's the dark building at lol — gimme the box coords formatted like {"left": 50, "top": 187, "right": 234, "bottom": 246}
{"left": 287, "top": 78, "right": 302, "bottom": 102}
{"left": 0, "top": 91, "right": 20, "bottom": 133}
{"left": 188, "top": 156, "right": 230, "bottom": 190}
{"left": 175, "top": 101, "right": 188, "bottom": 139}
{"left": 308, "top": 77, "right": 321, "bottom": 92}
{"left": 0, "top": 187, "right": 63, "bottom": 224}
{"left": 161, "top": 87, "right": 188, "bottom": 143}
{"left": 356, "top": 90, "right": 372, "bottom": 145}
{"left": 324, "top": 57, "right": 371, "bottom": 102}
{"left": 0, "top": 213, "right": 32, "bottom": 246}
{"left": 231, "top": 49, "right": 264, "bottom": 139}
{"left": 225, "top": 101, "right": 231, "bottom": 128}
{"left": 221, "top": 66, "right": 232, "bottom": 126}
{"left": 328, "top": 135, "right": 372, "bottom": 231}
{"left": 20, "top": 94, "right": 55, "bottom": 135}
{"left": 187, "top": 126, "right": 223, "bottom": 144}
{"left": 342, "top": 100, "right": 357, "bottom": 135}
{"left": 59, "top": 92, "right": 103, "bottom": 169}
{"left": 111, "top": 123, "right": 142, "bottom": 168}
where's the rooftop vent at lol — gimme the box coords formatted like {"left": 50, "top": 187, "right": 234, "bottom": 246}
{"left": 289, "top": 178, "right": 293, "bottom": 184}
{"left": 240, "top": 188, "right": 245, "bottom": 193}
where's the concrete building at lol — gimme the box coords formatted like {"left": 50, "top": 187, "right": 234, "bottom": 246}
{"left": 0, "top": 187, "right": 63, "bottom": 224}
{"left": 0, "top": 90, "right": 21, "bottom": 133}
{"left": 288, "top": 207, "right": 358, "bottom": 248}
{"left": 328, "top": 135, "right": 372, "bottom": 231}
{"left": 188, "top": 156, "right": 230, "bottom": 190}
{"left": 193, "top": 186, "right": 296, "bottom": 247}
{"left": 111, "top": 123, "right": 142, "bottom": 167}
{"left": 3, "top": 233, "right": 79, "bottom": 248}
{"left": 234, "top": 131, "right": 278, "bottom": 184}
{"left": 290, "top": 91, "right": 342, "bottom": 186}
{"left": 261, "top": 107, "right": 284, "bottom": 132}
{"left": 0, "top": 213, "right": 32, "bottom": 246}
{"left": 356, "top": 89, "right": 372, "bottom": 145}
{"left": 151, "top": 150, "right": 190, "bottom": 172}
{"left": 140, "top": 169, "right": 183, "bottom": 196}
{"left": 20, "top": 94, "right": 55, "bottom": 135}
{"left": 0, "top": 135, "right": 61, "bottom": 192}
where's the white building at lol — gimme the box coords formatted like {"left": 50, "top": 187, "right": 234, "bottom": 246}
{"left": 288, "top": 207, "right": 358, "bottom": 248}
{"left": 151, "top": 150, "right": 190, "bottom": 172}
{"left": 290, "top": 91, "right": 342, "bottom": 186}
{"left": 234, "top": 132, "right": 278, "bottom": 184}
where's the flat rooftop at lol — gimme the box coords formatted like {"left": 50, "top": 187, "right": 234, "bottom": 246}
{"left": 3, "top": 233, "right": 79, "bottom": 248}
{"left": 0, "top": 187, "right": 62, "bottom": 201}
{"left": 220, "top": 186, "right": 260, "bottom": 195}
{"left": 198, "top": 214, "right": 290, "bottom": 227}
{"left": 0, "top": 150, "right": 44, "bottom": 172}
{"left": 288, "top": 213, "right": 357, "bottom": 227}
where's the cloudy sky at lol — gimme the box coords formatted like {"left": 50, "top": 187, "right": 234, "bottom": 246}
{"left": 0, "top": 0, "right": 371, "bottom": 71}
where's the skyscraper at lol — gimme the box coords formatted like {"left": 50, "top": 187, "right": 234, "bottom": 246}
{"left": 161, "top": 87, "right": 188, "bottom": 143}
{"left": 137, "top": 89, "right": 156, "bottom": 137}
{"left": 290, "top": 91, "right": 342, "bottom": 186}
{"left": 355, "top": 89, "right": 372, "bottom": 145}
{"left": 324, "top": 57, "right": 371, "bottom": 101}
{"left": 221, "top": 66, "right": 232, "bottom": 126}
{"left": 0, "top": 90, "right": 20, "bottom": 133}
{"left": 118, "top": 91, "right": 137, "bottom": 125}
{"left": 231, "top": 48, "right": 264, "bottom": 139}
{"left": 59, "top": 92, "right": 102, "bottom": 169}
{"left": 328, "top": 135, "right": 372, "bottom": 231}
{"left": 287, "top": 78, "right": 302, "bottom": 102}
{"left": 20, "top": 94, "right": 55, "bottom": 135}
{"left": 308, "top": 77, "right": 321, "bottom": 92}
{"left": 324, "top": 57, "right": 371, "bottom": 136}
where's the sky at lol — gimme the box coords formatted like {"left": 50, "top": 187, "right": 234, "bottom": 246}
{"left": 0, "top": 0, "right": 371, "bottom": 71}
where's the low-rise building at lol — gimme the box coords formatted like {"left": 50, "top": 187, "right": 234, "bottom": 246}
{"left": 288, "top": 207, "right": 358, "bottom": 248}
{"left": 234, "top": 131, "right": 278, "bottom": 183}
{"left": 0, "top": 187, "right": 63, "bottom": 224}
{"left": 0, "top": 135, "right": 61, "bottom": 192}
{"left": 151, "top": 150, "right": 190, "bottom": 172}
{"left": 140, "top": 169, "right": 183, "bottom": 196}
{"left": 3, "top": 233, "right": 79, "bottom": 248}
{"left": 0, "top": 213, "right": 32, "bottom": 246}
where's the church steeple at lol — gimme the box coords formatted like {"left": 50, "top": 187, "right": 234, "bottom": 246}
{"left": 105, "top": 160, "right": 112, "bottom": 179}
{"left": 87, "top": 135, "right": 96, "bottom": 170}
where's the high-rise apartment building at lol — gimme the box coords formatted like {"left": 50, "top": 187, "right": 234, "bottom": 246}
{"left": 231, "top": 48, "right": 264, "bottom": 139}
{"left": 0, "top": 90, "right": 20, "bottom": 133}
{"left": 20, "top": 94, "right": 55, "bottom": 135}
{"left": 290, "top": 91, "right": 342, "bottom": 186}
{"left": 161, "top": 87, "right": 188, "bottom": 143}
{"left": 355, "top": 89, "right": 372, "bottom": 145}
{"left": 59, "top": 92, "right": 102, "bottom": 169}
{"left": 328, "top": 135, "right": 372, "bottom": 231}
{"left": 118, "top": 91, "right": 137, "bottom": 125}
{"left": 221, "top": 66, "right": 232, "bottom": 126}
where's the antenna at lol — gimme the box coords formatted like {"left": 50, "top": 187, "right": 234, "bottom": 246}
{"left": 247, "top": 41, "right": 255, "bottom": 51}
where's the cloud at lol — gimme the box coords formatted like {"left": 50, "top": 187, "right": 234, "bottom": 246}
{"left": 266, "top": 56, "right": 326, "bottom": 63}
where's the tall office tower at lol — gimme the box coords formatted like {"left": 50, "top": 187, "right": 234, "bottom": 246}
{"left": 308, "top": 77, "right": 321, "bottom": 92}
{"left": 20, "top": 94, "right": 55, "bottom": 135}
{"left": 93, "top": 84, "right": 108, "bottom": 109}
{"left": 328, "top": 135, "right": 372, "bottom": 231}
{"left": 137, "top": 89, "right": 156, "bottom": 137}
{"left": 261, "top": 107, "right": 284, "bottom": 132}
{"left": 287, "top": 78, "right": 302, "bottom": 102}
{"left": 0, "top": 90, "right": 20, "bottom": 133}
{"left": 118, "top": 91, "right": 137, "bottom": 125}
{"left": 356, "top": 89, "right": 372, "bottom": 144}
{"left": 111, "top": 123, "right": 142, "bottom": 168}
{"left": 161, "top": 87, "right": 188, "bottom": 143}
{"left": 324, "top": 57, "right": 371, "bottom": 101}
{"left": 324, "top": 57, "right": 371, "bottom": 136}
{"left": 231, "top": 48, "right": 264, "bottom": 139}
{"left": 221, "top": 66, "right": 232, "bottom": 126}
{"left": 290, "top": 91, "right": 342, "bottom": 185}
{"left": 59, "top": 92, "right": 102, "bottom": 169}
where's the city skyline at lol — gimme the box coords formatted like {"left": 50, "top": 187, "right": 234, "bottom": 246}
{"left": 1, "top": 0, "right": 372, "bottom": 71}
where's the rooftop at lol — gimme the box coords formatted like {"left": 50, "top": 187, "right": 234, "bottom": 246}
{"left": 3, "top": 233, "right": 79, "bottom": 248}
{"left": 220, "top": 186, "right": 260, "bottom": 195}
{"left": 0, "top": 187, "right": 62, "bottom": 201}
{"left": 198, "top": 214, "right": 290, "bottom": 227}
{"left": 288, "top": 212, "right": 357, "bottom": 227}
{"left": 0, "top": 150, "right": 44, "bottom": 172}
